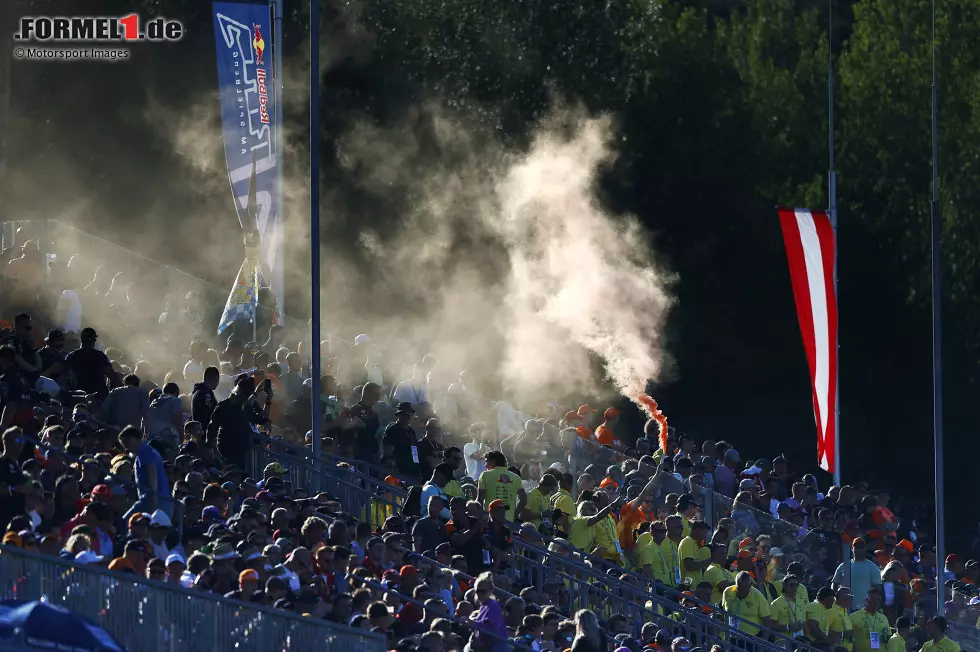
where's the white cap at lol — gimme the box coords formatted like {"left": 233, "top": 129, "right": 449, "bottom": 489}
{"left": 549, "top": 462, "right": 567, "bottom": 473}
{"left": 166, "top": 553, "right": 186, "bottom": 567}
{"left": 75, "top": 550, "right": 104, "bottom": 564}
{"left": 354, "top": 333, "right": 371, "bottom": 346}
{"left": 149, "top": 509, "right": 172, "bottom": 528}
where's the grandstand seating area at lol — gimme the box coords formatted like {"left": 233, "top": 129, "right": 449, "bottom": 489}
{"left": 0, "top": 221, "right": 975, "bottom": 652}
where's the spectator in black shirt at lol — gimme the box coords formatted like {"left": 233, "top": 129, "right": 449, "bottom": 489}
{"left": 192, "top": 366, "right": 220, "bottom": 430}
{"left": 446, "top": 496, "right": 489, "bottom": 576}
{"left": 343, "top": 383, "right": 380, "bottom": 463}
{"left": 207, "top": 375, "right": 268, "bottom": 472}
{"left": 0, "top": 426, "right": 30, "bottom": 530}
{"left": 383, "top": 402, "right": 421, "bottom": 480}
{"left": 64, "top": 328, "right": 114, "bottom": 398}
{"left": 412, "top": 493, "right": 448, "bottom": 553}
{"left": 416, "top": 418, "right": 444, "bottom": 482}
{"left": 4, "top": 313, "right": 40, "bottom": 384}
{"left": 38, "top": 330, "right": 68, "bottom": 390}
{"left": 0, "top": 345, "right": 33, "bottom": 429}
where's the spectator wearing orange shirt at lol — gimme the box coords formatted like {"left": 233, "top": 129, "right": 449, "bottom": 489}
{"left": 594, "top": 407, "right": 622, "bottom": 449}
{"left": 617, "top": 474, "right": 659, "bottom": 554}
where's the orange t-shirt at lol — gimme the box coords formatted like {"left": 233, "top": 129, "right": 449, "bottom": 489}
{"left": 616, "top": 501, "right": 654, "bottom": 551}
{"left": 595, "top": 423, "right": 621, "bottom": 448}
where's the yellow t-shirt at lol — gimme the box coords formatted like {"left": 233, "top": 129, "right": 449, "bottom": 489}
{"left": 594, "top": 514, "right": 624, "bottom": 563}
{"left": 524, "top": 487, "right": 551, "bottom": 528}
{"left": 478, "top": 467, "right": 521, "bottom": 521}
{"left": 637, "top": 534, "right": 672, "bottom": 586}
{"left": 851, "top": 609, "right": 890, "bottom": 652}
{"left": 660, "top": 538, "right": 681, "bottom": 588}
{"left": 921, "top": 638, "right": 961, "bottom": 652}
{"left": 703, "top": 563, "right": 733, "bottom": 605}
{"left": 885, "top": 634, "right": 907, "bottom": 652}
{"left": 568, "top": 516, "right": 594, "bottom": 552}
{"left": 721, "top": 586, "right": 771, "bottom": 636}
{"left": 677, "top": 513, "right": 692, "bottom": 539}
{"left": 769, "top": 594, "right": 805, "bottom": 637}
{"left": 829, "top": 604, "right": 854, "bottom": 650}
{"left": 804, "top": 601, "right": 832, "bottom": 642}
{"left": 551, "top": 489, "right": 575, "bottom": 518}
{"left": 677, "top": 536, "right": 708, "bottom": 587}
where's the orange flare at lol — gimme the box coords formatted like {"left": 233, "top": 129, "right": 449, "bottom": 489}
{"left": 636, "top": 393, "right": 669, "bottom": 454}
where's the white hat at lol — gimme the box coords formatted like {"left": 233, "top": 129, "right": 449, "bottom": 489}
{"left": 165, "top": 553, "right": 186, "bottom": 567}
{"left": 149, "top": 509, "right": 172, "bottom": 528}
{"left": 549, "top": 462, "right": 567, "bottom": 473}
{"left": 354, "top": 333, "right": 371, "bottom": 346}
{"left": 770, "top": 547, "right": 785, "bottom": 557}
{"left": 75, "top": 550, "right": 104, "bottom": 564}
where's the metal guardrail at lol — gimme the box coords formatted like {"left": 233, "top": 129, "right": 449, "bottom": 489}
{"left": 0, "top": 546, "right": 385, "bottom": 652}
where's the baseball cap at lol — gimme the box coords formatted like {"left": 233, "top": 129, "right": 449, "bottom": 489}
{"left": 211, "top": 542, "right": 240, "bottom": 561}
{"left": 563, "top": 410, "right": 582, "bottom": 422}
{"left": 128, "top": 512, "right": 150, "bottom": 528}
{"left": 603, "top": 407, "right": 621, "bottom": 420}
{"left": 91, "top": 484, "right": 112, "bottom": 500}
{"left": 166, "top": 553, "right": 186, "bottom": 567}
{"left": 770, "top": 547, "right": 785, "bottom": 557}
{"left": 239, "top": 569, "right": 260, "bottom": 584}
{"left": 80, "top": 327, "right": 98, "bottom": 341}
{"left": 739, "top": 479, "right": 756, "bottom": 491}
{"left": 577, "top": 404, "right": 598, "bottom": 416}
{"left": 394, "top": 401, "right": 415, "bottom": 415}
{"left": 263, "top": 462, "right": 286, "bottom": 476}
{"left": 676, "top": 494, "right": 701, "bottom": 510}
{"left": 488, "top": 499, "right": 507, "bottom": 511}
{"left": 149, "top": 509, "right": 172, "bottom": 528}
{"left": 354, "top": 333, "right": 371, "bottom": 346}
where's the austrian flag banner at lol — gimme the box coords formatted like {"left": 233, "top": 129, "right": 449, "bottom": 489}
{"left": 778, "top": 208, "right": 838, "bottom": 474}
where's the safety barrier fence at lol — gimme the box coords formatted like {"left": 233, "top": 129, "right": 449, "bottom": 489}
{"left": 0, "top": 546, "right": 385, "bottom": 652}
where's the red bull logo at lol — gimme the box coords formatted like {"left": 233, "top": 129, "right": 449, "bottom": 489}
{"left": 252, "top": 24, "right": 265, "bottom": 65}
{"left": 257, "top": 68, "right": 270, "bottom": 124}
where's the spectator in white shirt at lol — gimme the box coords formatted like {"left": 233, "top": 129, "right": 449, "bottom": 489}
{"left": 392, "top": 364, "right": 429, "bottom": 409}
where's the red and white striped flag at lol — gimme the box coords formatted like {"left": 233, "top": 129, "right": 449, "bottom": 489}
{"left": 778, "top": 207, "right": 838, "bottom": 474}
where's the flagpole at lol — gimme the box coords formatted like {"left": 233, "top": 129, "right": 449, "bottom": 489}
{"left": 828, "top": 0, "right": 841, "bottom": 488}
{"left": 273, "top": 0, "right": 285, "bottom": 320}
{"left": 930, "top": 0, "right": 946, "bottom": 616}
{"left": 309, "top": 0, "right": 322, "bottom": 459}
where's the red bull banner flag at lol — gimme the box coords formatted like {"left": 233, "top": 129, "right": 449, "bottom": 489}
{"left": 778, "top": 207, "right": 838, "bottom": 475}
{"left": 212, "top": 1, "right": 283, "bottom": 320}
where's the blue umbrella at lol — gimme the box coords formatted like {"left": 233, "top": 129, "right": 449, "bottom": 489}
{"left": 0, "top": 600, "right": 126, "bottom": 652}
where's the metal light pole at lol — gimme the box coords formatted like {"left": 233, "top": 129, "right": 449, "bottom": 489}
{"left": 827, "top": 0, "right": 841, "bottom": 488}
{"left": 309, "top": 0, "right": 322, "bottom": 459}
{"left": 929, "top": 0, "right": 946, "bottom": 617}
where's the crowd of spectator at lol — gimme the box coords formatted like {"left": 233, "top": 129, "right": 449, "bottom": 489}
{"left": 0, "top": 234, "right": 975, "bottom": 652}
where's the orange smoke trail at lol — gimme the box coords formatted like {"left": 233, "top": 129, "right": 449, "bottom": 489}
{"left": 636, "top": 393, "right": 668, "bottom": 453}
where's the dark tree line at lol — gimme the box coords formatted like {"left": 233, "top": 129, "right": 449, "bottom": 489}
{"left": 4, "top": 0, "right": 979, "bottom": 549}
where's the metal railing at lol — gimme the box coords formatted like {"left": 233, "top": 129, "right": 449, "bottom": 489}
{"left": 0, "top": 546, "right": 385, "bottom": 652}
